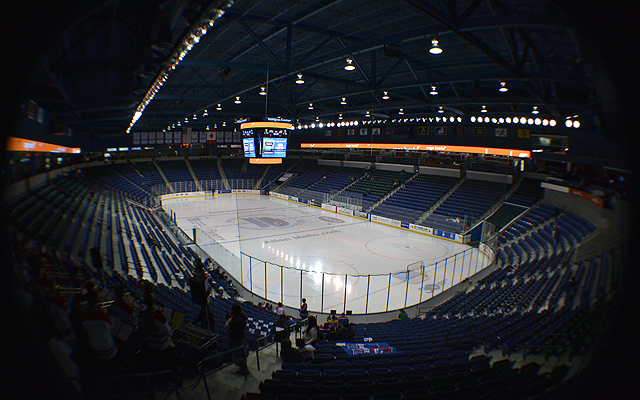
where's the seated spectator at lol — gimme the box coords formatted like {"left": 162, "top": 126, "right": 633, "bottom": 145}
{"left": 280, "top": 338, "right": 304, "bottom": 363}
{"left": 325, "top": 326, "right": 339, "bottom": 341}
{"left": 46, "top": 280, "right": 77, "bottom": 342}
{"left": 275, "top": 302, "right": 284, "bottom": 315}
{"left": 397, "top": 308, "right": 408, "bottom": 320}
{"left": 338, "top": 322, "right": 355, "bottom": 341}
{"left": 79, "top": 292, "right": 118, "bottom": 360}
{"left": 296, "top": 338, "right": 315, "bottom": 361}
{"left": 265, "top": 303, "right": 273, "bottom": 313}
{"left": 338, "top": 313, "right": 349, "bottom": 325}
{"left": 257, "top": 301, "right": 264, "bottom": 310}
{"left": 109, "top": 287, "right": 138, "bottom": 328}
{"left": 139, "top": 295, "right": 173, "bottom": 350}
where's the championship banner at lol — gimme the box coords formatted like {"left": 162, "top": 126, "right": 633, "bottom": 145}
{"left": 216, "top": 131, "right": 224, "bottom": 142}
{"left": 224, "top": 131, "right": 232, "bottom": 143}
{"left": 347, "top": 128, "right": 354, "bottom": 136}
{"left": 455, "top": 126, "right": 463, "bottom": 136}
{"left": 133, "top": 132, "right": 140, "bottom": 145}
{"left": 418, "top": 126, "right": 428, "bottom": 135}
{"left": 360, "top": 128, "right": 368, "bottom": 136}
{"left": 517, "top": 129, "right": 530, "bottom": 138}
{"left": 148, "top": 132, "right": 155, "bottom": 144}
{"left": 141, "top": 132, "right": 148, "bottom": 144}
{"left": 174, "top": 131, "right": 181, "bottom": 143}
{"left": 386, "top": 127, "right": 395, "bottom": 135}
{"left": 325, "top": 129, "right": 331, "bottom": 137}
{"left": 473, "top": 127, "right": 485, "bottom": 137}
{"left": 233, "top": 131, "right": 241, "bottom": 142}
{"left": 200, "top": 131, "right": 208, "bottom": 143}
{"left": 435, "top": 127, "right": 447, "bottom": 135}
{"left": 495, "top": 128, "right": 507, "bottom": 137}
{"left": 156, "top": 132, "right": 164, "bottom": 144}
{"left": 372, "top": 127, "right": 380, "bottom": 135}
{"left": 165, "top": 132, "right": 173, "bottom": 144}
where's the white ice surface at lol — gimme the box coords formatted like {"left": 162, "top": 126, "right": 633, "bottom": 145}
{"left": 163, "top": 194, "right": 490, "bottom": 313}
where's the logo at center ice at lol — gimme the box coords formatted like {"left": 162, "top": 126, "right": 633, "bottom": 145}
{"left": 318, "top": 216, "right": 344, "bottom": 224}
{"left": 231, "top": 215, "right": 305, "bottom": 229}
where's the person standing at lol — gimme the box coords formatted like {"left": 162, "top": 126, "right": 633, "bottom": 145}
{"left": 398, "top": 309, "right": 408, "bottom": 320}
{"left": 226, "top": 302, "right": 249, "bottom": 375}
{"left": 299, "top": 298, "right": 309, "bottom": 320}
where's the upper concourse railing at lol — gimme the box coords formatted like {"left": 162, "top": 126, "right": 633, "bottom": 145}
{"left": 157, "top": 181, "right": 498, "bottom": 315}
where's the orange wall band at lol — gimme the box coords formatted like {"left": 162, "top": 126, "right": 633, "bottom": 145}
{"left": 240, "top": 122, "right": 293, "bottom": 130}
{"left": 301, "top": 142, "right": 530, "bottom": 158}
{"left": 5, "top": 136, "right": 81, "bottom": 154}
{"left": 249, "top": 158, "right": 282, "bottom": 164}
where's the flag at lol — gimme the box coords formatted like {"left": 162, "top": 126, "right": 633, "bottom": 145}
{"left": 418, "top": 126, "right": 428, "bottom": 135}
{"left": 148, "top": 132, "right": 155, "bottom": 144}
{"left": 360, "top": 128, "right": 367, "bottom": 136}
{"left": 372, "top": 127, "right": 380, "bottom": 135}
{"left": 165, "top": 132, "right": 173, "bottom": 144}
{"left": 174, "top": 132, "right": 181, "bottom": 143}
{"left": 156, "top": 132, "right": 163, "bottom": 144}
{"left": 200, "top": 131, "right": 207, "bottom": 143}
{"left": 141, "top": 132, "right": 148, "bottom": 144}
{"left": 495, "top": 128, "right": 507, "bottom": 137}
{"left": 207, "top": 131, "right": 216, "bottom": 144}
{"left": 133, "top": 132, "right": 140, "bottom": 145}
{"left": 325, "top": 129, "right": 331, "bottom": 137}
{"left": 517, "top": 129, "right": 530, "bottom": 138}
{"left": 348, "top": 129, "right": 355, "bottom": 136}
{"left": 233, "top": 131, "right": 241, "bottom": 142}
{"left": 435, "top": 127, "right": 447, "bottom": 135}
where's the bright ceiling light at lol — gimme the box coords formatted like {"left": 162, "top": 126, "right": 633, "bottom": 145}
{"left": 520, "top": 117, "right": 527, "bottom": 124}
{"left": 438, "top": 106, "right": 444, "bottom": 113}
{"left": 457, "top": 116, "right": 462, "bottom": 123}
{"left": 491, "top": 118, "right": 497, "bottom": 123}
{"left": 429, "top": 38, "right": 442, "bottom": 54}
{"left": 338, "top": 113, "right": 343, "bottom": 120}
{"left": 340, "top": 97, "right": 347, "bottom": 105}
{"left": 234, "top": 96, "right": 241, "bottom": 104}
{"left": 481, "top": 105, "right": 487, "bottom": 113}
{"left": 382, "top": 91, "right": 389, "bottom": 100}
{"left": 573, "top": 120, "right": 580, "bottom": 128}
{"left": 505, "top": 117, "right": 511, "bottom": 124}
{"left": 398, "top": 109, "right": 404, "bottom": 115}
{"left": 344, "top": 58, "right": 356, "bottom": 71}
{"left": 532, "top": 106, "right": 539, "bottom": 114}
{"left": 216, "top": 103, "right": 222, "bottom": 110}
{"left": 203, "top": 109, "right": 208, "bottom": 116}
{"left": 430, "top": 86, "right": 438, "bottom": 95}
{"left": 499, "top": 81, "right": 508, "bottom": 92}
{"left": 527, "top": 118, "right": 534, "bottom": 125}
{"left": 365, "top": 110, "right": 370, "bottom": 117}
{"left": 484, "top": 117, "right": 490, "bottom": 123}
{"left": 565, "top": 119, "right": 572, "bottom": 128}
{"left": 449, "top": 116, "right": 454, "bottom": 122}
{"left": 259, "top": 86, "right": 267, "bottom": 95}
{"left": 192, "top": 114, "right": 197, "bottom": 120}
{"left": 498, "top": 117, "right": 504, "bottom": 124}
{"left": 308, "top": 103, "right": 313, "bottom": 109}
{"left": 534, "top": 118, "right": 541, "bottom": 125}
{"left": 550, "top": 119, "right": 557, "bottom": 127}
{"left": 296, "top": 73, "right": 304, "bottom": 84}
{"left": 542, "top": 119, "right": 549, "bottom": 126}
{"left": 470, "top": 116, "right": 476, "bottom": 123}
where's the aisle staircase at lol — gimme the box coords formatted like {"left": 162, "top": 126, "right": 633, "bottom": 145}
{"left": 415, "top": 177, "right": 466, "bottom": 224}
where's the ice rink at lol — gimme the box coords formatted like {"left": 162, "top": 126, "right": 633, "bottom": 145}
{"left": 163, "top": 194, "right": 491, "bottom": 314}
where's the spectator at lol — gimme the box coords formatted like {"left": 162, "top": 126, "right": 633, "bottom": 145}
{"left": 303, "top": 315, "right": 319, "bottom": 347}
{"left": 280, "top": 338, "right": 304, "bottom": 363}
{"left": 325, "top": 326, "right": 339, "bottom": 341}
{"left": 139, "top": 295, "right": 173, "bottom": 350}
{"left": 109, "top": 287, "right": 138, "bottom": 328}
{"left": 225, "top": 302, "right": 249, "bottom": 375}
{"left": 275, "top": 302, "right": 284, "bottom": 315}
{"left": 338, "top": 313, "right": 349, "bottom": 325}
{"left": 338, "top": 322, "right": 355, "bottom": 341}
{"left": 299, "top": 298, "right": 309, "bottom": 319}
{"left": 79, "top": 292, "right": 118, "bottom": 360}
{"left": 46, "top": 280, "right": 76, "bottom": 342}
{"left": 398, "top": 309, "right": 408, "bottom": 320}
{"left": 296, "top": 337, "right": 316, "bottom": 361}
{"left": 272, "top": 313, "right": 290, "bottom": 343}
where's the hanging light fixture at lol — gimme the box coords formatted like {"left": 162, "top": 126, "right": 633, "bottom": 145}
{"left": 499, "top": 81, "right": 508, "bottom": 92}
{"left": 340, "top": 97, "right": 347, "bottom": 105}
{"left": 429, "top": 38, "right": 442, "bottom": 54}
{"left": 203, "top": 109, "right": 208, "bottom": 116}
{"left": 344, "top": 57, "right": 356, "bottom": 71}
{"left": 222, "top": 121, "right": 226, "bottom": 127}
{"left": 338, "top": 113, "right": 343, "bottom": 120}
{"left": 192, "top": 114, "right": 197, "bottom": 120}
{"left": 398, "top": 108, "right": 404, "bottom": 115}
{"left": 481, "top": 105, "right": 487, "bottom": 113}
{"left": 234, "top": 96, "right": 241, "bottom": 104}
{"left": 430, "top": 86, "right": 438, "bottom": 95}
{"left": 382, "top": 91, "right": 389, "bottom": 100}
{"left": 259, "top": 87, "right": 267, "bottom": 95}
{"left": 308, "top": 103, "right": 313, "bottom": 110}
{"left": 365, "top": 110, "right": 370, "bottom": 117}
{"left": 216, "top": 103, "right": 222, "bottom": 110}
{"left": 532, "top": 106, "right": 539, "bottom": 114}
{"left": 295, "top": 73, "right": 305, "bottom": 84}
{"left": 438, "top": 106, "right": 444, "bottom": 113}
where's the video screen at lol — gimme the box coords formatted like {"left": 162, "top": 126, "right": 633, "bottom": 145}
{"left": 243, "top": 138, "right": 256, "bottom": 158}
{"left": 261, "top": 137, "right": 287, "bottom": 158}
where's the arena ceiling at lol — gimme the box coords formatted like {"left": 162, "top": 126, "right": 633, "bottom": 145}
{"left": 21, "top": 0, "right": 608, "bottom": 137}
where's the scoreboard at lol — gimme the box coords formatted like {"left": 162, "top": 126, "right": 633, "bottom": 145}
{"left": 240, "top": 120, "right": 293, "bottom": 164}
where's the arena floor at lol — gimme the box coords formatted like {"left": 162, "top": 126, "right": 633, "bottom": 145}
{"left": 163, "top": 194, "right": 491, "bottom": 313}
